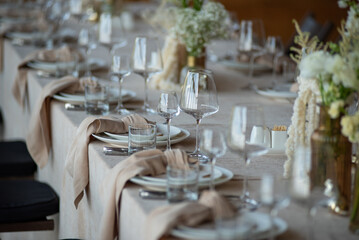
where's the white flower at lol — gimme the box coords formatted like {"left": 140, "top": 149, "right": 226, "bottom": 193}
{"left": 338, "top": 0, "right": 348, "bottom": 8}
{"left": 328, "top": 100, "right": 345, "bottom": 118}
{"left": 341, "top": 112, "right": 359, "bottom": 143}
{"left": 345, "top": 6, "right": 359, "bottom": 35}
{"left": 172, "top": 2, "right": 229, "bottom": 56}
{"left": 299, "top": 51, "right": 330, "bottom": 79}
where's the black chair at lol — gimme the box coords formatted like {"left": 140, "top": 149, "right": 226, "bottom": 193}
{"left": 285, "top": 12, "right": 333, "bottom": 55}
{"left": 0, "top": 141, "right": 37, "bottom": 178}
{"left": 0, "top": 179, "right": 59, "bottom": 232}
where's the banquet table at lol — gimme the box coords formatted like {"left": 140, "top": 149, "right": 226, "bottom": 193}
{"left": 0, "top": 5, "right": 357, "bottom": 240}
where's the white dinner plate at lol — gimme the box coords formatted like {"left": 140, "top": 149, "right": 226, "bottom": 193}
{"left": 27, "top": 58, "right": 107, "bottom": 73}
{"left": 171, "top": 212, "right": 287, "bottom": 240}
{"left": 5, "top": 31, "right": 45, "bottom": 41}
{"left": 219, "top": 59, "right": 272, "bottom": 72}
{"left": 130, "top": 166, "right": 233, "bottom": 191}
{"left": 104, "top": 124, "right": 181, "bottom": 142}
{"left": 53, "top": 88, "right": 136, "bottom": 104}
{"left": 254, "top": 83, "right": 297, "bottom": 99}
{"left": 139, "top": 164, "right": 223, "bottom": 184}
{"left": 92, "top": 127, "right": 190, "bottom": 148}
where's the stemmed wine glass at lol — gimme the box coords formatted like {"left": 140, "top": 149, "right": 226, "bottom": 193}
{"left": 131, "top": 36, "right": 163, "bottom": 113}
{"left": 180, "top": 69, "right": 219, "bottom": 161}
{"left": 237, "top": 19, "right": 266, "bottom": 77}
{"left": 200, "top": 128, "right": 227, "bottom": 190}
{"left": 289, "top": 145, "right": 338, "bottom": 240}
{"left": 78, "top": 26, "right": 97, "bottom": 77}
{"left": 156, "top": 91, "right": 180, "bottom": 150}
{"left": 227, "top": 103, "right": 269, "bottom": 209}
{"left": 110, "top": 46, "right": 131, "bottom": 114}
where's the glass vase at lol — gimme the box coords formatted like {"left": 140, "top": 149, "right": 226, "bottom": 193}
{"left": 350, "top": 147, "right": 359, "bottom": 234}
{"left": 180, "top": 49, "right": 206, "bottom": 84}
{"left": 310, "top": 105, "right": 352, "bottom": 215}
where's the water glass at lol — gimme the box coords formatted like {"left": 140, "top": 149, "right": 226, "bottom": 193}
{"left": 166, "top": 164, "right": 199, "bottom": 203}
{"left": 128, "top": 123, "right": 157, "bottom": 154}
{"left": 84, "top": 83, "right": 109, "bottom": 115}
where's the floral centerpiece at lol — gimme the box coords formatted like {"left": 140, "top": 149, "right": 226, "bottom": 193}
{"left": 285, "top": 0, "right": 359, "bottom": 217}
{"left": 147, "top": 0, "right": 229, "bottom": 90}
{"left": 169, "top": 0, "right": 229, "bottom": 57}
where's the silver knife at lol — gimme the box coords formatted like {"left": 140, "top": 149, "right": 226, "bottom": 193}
{"left": 103, "top": 146, "right": 129, "bottom": 156}
{"left": 65, "top": 103, "right": 85, "bottom": 111}
{"left": 139, "top": 189, "right": 166, "bottom": 200}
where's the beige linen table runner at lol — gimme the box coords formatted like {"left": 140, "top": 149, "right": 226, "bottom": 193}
{"left": 65, "top": 114, "right": 150, "bottom": 208}
{"left": 146, "top": 190, "right": 236, "bottom": 240}
{"left": 99, "top": 149, "right": 192, "bottom": 240}
{"left": 12, "top": 46, "right": 79, "bottom": 108}
{"left": 25, "top": 76, "right": 84, "bottom": 168}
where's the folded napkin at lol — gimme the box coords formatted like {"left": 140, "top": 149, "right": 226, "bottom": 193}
{"left": 146, "top": 190, "right": 236, "bottom": 240}
{"left": 65, "top": 114, "right": 151, "bottom": 208}
{"left": 25, "top": 76, "right": 82, "bottom": 168}
{"left": 98, "top": 149, "right": 192, "bottom": 240}
{"left": 12, "top": 45, "right": 82, "bottom": 109}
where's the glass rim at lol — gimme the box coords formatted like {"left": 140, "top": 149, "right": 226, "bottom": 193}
{"left": 128, "top": 123, "right": 156, "bottom": 130}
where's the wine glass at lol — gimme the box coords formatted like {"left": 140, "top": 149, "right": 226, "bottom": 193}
{"left": 227, "top": 103, "right": 269, "bottom": 209}
{"left": 156, "top": 91, "right": 180, "bottom": 150}
{"left": 289, "top": 145, "right": 338, "bottom": 240}
{"left": 110, "top": 46, "right": 131, "bottom": 115}
{"left": 200, "top": 128, "right": 227, "bottom": 190}
{"left": 179, "top": 69, "right": 219, "bottom": 161}
{"left": 237, "top": 19, "right": 266, "bottom": 77}
{"left": 131, "top": 36, "right": 163, "bottom": 113}
{"left": 78, "top": 26, "right": 97, "bottom": 77}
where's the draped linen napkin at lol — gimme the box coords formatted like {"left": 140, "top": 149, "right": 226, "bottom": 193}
{"left": 65, "top": 114, "right": 151, "bottom": 208}
{"left": 12, "top": 45, "right": 81, "bottom": 108}
{"left": 99, "top": 149, "right": 192, "bottom": 240}
{"left": 26, "top": 76, "right": 82, "bottom": 168}
{"left": 146, "top": 190, "right": 236, "bottom": 240}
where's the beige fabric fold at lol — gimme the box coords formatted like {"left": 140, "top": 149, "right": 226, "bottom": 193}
{"left": 99, "top": 149, "right": 191, "bottom": 240}
{"left": 65, "top": 114, "right": 151, "bottom": 208}
{"left": 25, "top": 76, "right": 81, "bottom": 168}
{"left": 12, "top": 46, "right": 81, "bottom": 108}
{"left": 146, "top": 190, "right": 236, "bottom": 240}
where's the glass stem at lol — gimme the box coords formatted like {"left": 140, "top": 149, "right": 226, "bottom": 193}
{"left": 210, "top": 157, "right": 216, "bottom": 190}
{"left": 242, "top": 159, "right": 250, "bottom": 198}
{"left": 166, "top": 118, "right": 171, "bottom": 150}
{"left": 307, "top": 207, "right": 316, "bottom": 240}
{"left": 85, "top": 47, "right": 91, "bottom": 77}
{"left": 194, "top": 118, "right": 202, "bottom": 154}
{"left": 144, "top": 73, "right": 149, "bottom": 109}
{"left": 117, "top": 77, "right": 123, "bottom": 108}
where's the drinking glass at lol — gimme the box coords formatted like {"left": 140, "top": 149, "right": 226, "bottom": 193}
{"left": 156, "top": 91, "right": 180, "bottom": 150}
{"left": 131, "top": 36, "right": 163, "bottom": 113}
{"left": 237, "top": 19, "right": 266, "bottom": 77}
{"left": 258, "top": 174, "right": 290, "bottom": 240}
{"left": 227, "top": 103, "right": 268, "bottom": 209}
{"left": 180, "top": 69, "right": 219, "bottom": 160}
{"left": 110, "top": 47, "right": 131, "bottom": 114}
{"left": 200, "top": 128, "right": 226, "bottom": 190}
{"left": 265, "top": 36, "right": 285, "bottom": 79}
{"left": 289, "top": 145, "right": 338, "bottom": 240}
